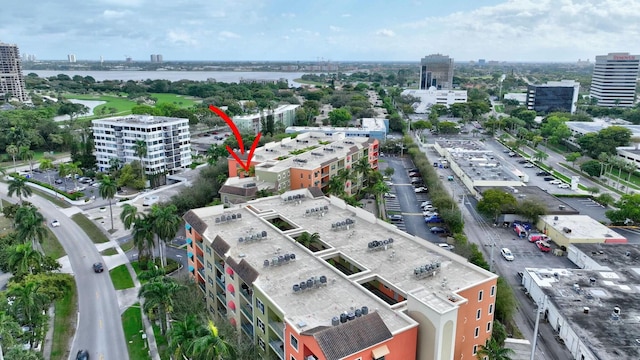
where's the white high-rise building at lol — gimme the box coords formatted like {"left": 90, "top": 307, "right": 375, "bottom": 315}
{"left": 590, "top": 52, "right": 640, "bottom": 107}
{"left": 68, "top": 54, "right": 76, "bottom": 63}
{"left": 92, "top": 115, "right": 192, "bottom": 179}
{"left": 0, "top": 42, "right": 28, "bottom": 102}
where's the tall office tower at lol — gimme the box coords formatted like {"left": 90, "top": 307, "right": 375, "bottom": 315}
{"left": 419, "top": 54, "right": 454, "bottom": 90}
{"left": 156, "top": 54, "right": 163, "bottom": 63}
{"left": 68, "top": 54, "right": 77, "bottom": 63}
{"left": 150, "top": 54, "right": 157, "bottom": 63}
{"left": 590, "top": 52, "right": 640, "bottom": 107}
{"left": 0, "top": 42, "right": 29, "bottom": 102}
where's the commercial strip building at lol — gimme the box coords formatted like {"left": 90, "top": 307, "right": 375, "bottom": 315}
{"left": 536, "top": 215, "right": 627, "bottom": 249}
{"left": 433, "top": 140, "right": 524, "bottom": 196}
{"left": 232, "top": 104, "right": 299, "bottom": 134}
{"left": 222, "top": 132, "right": 379, "bottom": 202}
{"left": 590, "top": 52, "right": 640, "bottom": 107}
{"left": 184, "top": 189, "right": 498, "bottom": 360}
{"left": 285, "top": 118, "right": 389, "bottom": 141}
{"left": 521, "top": 243, "right": 640, "bottom": 360}
{"left": 0, "top": 42, "right": 29, "bottom": 102}
{"left": 401, "top": 88, "right": 468, "bottom": 113}
{"left": 526, "top": 80, "right": 580, "bottom": 114}
{"left": 419, "top": 54, "right": 454, "bottom": 90}
{"left": 92, "top": 115, "right": 192, "bottom": 180}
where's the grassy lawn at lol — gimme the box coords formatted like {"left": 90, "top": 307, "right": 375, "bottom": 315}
{"left": 71, "top": 213, "right": 110, "bottom": 243}
{"left": 110, "top": 264, "right": 135, "bottom": 290}
{"left": 121, "top": 239, "right": 136, "bottom": 252}
{"left": 65, "top": 94, "right": 137, "bottom": 117}
{"left": 494, "top": 105, "right": 504, "bottom": 113}
{"left": 100, "top": 247, "right": 119, "bottom": 256}
{"left": 42, "top": 228, "right": 66, "bottom": 259}
{"left": 150, "top": 93, "right": 198, "bottom": 108}
{"left": 30, "top": 188, "right": 71, "bottom": 208}
{"left": 0, "top": 210, "right": 12, "bottom": 236}
{"left": 151, "top": 323, "right": 170, "bottom": 360}
{"left": 50, "top": 281, "right": 77, "bottom": 360}
{"left": 122, "top": 304, "right": 151, "bottom": 360}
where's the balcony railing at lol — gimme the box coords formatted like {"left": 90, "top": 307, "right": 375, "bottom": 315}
{"left": 268, "top": 340, "right": 284, "bottom": 360}
{"left": 197, "top": 268, "right": 205, "bottom": 280}
{"left": 198, "top": 282, "right": 205, "bottom": 292}
{"left": 216, "top": 292, "right": 226, "bottom": 304}
{"left": 268, "top": 321, "right": 284, "bottom": 339}
{"left": 240, "top": 288, "right": 252, "bottom": 302}
{"left": 214, "top": 261, "right": 224, "bottom": 273}
{"left": 241, "top": 323, "right": 254, "bottom": 338}
{"left": 215, "top": 276, "right": 225, "bottom": 289}
{"left": 240, "top": 304, "right": 253, "bottom": 320}
{"left": 196, "top": 254, "right": 204, "bottom": 265}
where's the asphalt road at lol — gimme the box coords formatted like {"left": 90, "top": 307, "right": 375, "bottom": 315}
{"left": 0, "top": 183, "right": 128, "bottom": 360}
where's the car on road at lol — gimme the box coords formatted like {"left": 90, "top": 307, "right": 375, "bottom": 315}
{"left": 430, "top": 226, "right": 447, "bottom": 234}
{"left": 501, "top": 248, "right": 515, "bottom": 261}
{"left": 558, "top": 183, "right": 571, "bottom": 189}
{"left": 388, "top": 214, "right": 403, "bottom": 222}
{"left": 524, "top": 163, "right": 535, "bottom": 168}
{"left": 92, "top": 262, "right": 104, "bottom": 273}
{"left": 383, "top": 193, "right": 396, "bottom": 199}
{"left": 414, "top": 187, "right": 428, "bottom": 193}
{"left": 536, "top": 240, "right": 552, "bottom": 252}
{"left": 549, "top": 180, "right": 562, "bottom": 185}
{"left": 143, "top": 195, "right": 160, "bottom": 206}
{"left": 51, "top": 220, "right": 60, "bottom": 228}
{"left": 76, "top": 350, "right": 90, "bottom": 360}
{"left": 536, "top": 171, "right": 551, "bottom": 176}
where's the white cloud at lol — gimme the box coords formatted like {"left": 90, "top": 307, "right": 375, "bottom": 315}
{"left": 99, "top": 0, "right": 145, "bottom": 6}
{"left": 102, "top": 10, "right": 131, "bottom": 19}
{"left": 329, "top": 26, "right": 342, "bottom": 32}
{"left": 341, "top": 13, "right": 351, "bottom": 17}
{"left": 166, "top": 29, "right": 198, "bottom": 45}
{"left": 281, "top": 12, "right": 296, "bottom": 18}
{"left": 375, "top": 29, "right": 395, "bottom": 37}
{"left": 219, "top": 31, "right": 241, "bottom": 39}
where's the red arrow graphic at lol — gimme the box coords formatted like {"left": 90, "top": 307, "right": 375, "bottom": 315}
{"left": 208, "top": 105, "right": 261, "bottom": 172}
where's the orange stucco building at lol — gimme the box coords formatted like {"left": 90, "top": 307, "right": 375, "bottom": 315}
{"left": 184, "top": 189, "right": 497, "bottom": 360}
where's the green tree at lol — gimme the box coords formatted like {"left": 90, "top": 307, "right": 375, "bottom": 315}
{"left": 167, "top": 314, "right": 204, "bottom": 360}
{"left": 99, "top": 176, "right": 118, "bottom": 230}
{"left": 120, "top": 203, "right": 140, "bottom": 230}
{"left": 133, "top": 139, "right": 148, "bottom": 184}
{"left": 14, "top": 204, "right": 47, "bottom": 247}
{"left": 296, "top": 232, "right": 321, "bottom": 251}
{"left": 8, "top": 243, "right": 43, "bottom": 278}
{"left": 597, "top": 193, "right": 616, "bottom": 207}
{"left": 7, "top": 176, "right": 32, "bottom": 204}
{"left": 605, "top": 193, "right": 640, "bottom": 223}
{"left": 328, "top": 108, "right": 352, "bottom": 126}
{"left": 6, "top": 144, "right": 19, "bottom": 173}
{"left": 150, "top": 204, "right": 181, "bottom": 268}
{"left": 62, "top": 162, "right": 83, "bottom": 190}
{"left": 580, "top": 159, "right": 602, "bottom": 177}
{"left": 131, "top": 215, "right": 156, "bottom": 263}
{"left": 38, "top": 158, "right": 55, "bottom": 186}
{"left": 206, "top": 144, "right": 228, "bottom": 166}
{"left": 516, "top": 200, "right": 547, "bottom": 223}
{"left": 532, "top": 150, "right": 549, "bottom": 163}
{"left": 190, "top": 320, "right": 237, "bottom": 360}
{"left": 108, "top": 157, "right": 122, "bottom": 175}
{"left": 477, "top": 189, "right": 517, "bottom": 222}
{"left": 138, "top": 277, "right": 184, "bottom": 335}
{"left": 7, "top": 281, "right": 50, "bottom": 349}
{"left": 19, "top": 146, "right": 35, "bottom": 173}
{"left": 383, "top": 167, "right": 395, "bottom": 177}
{"left": 476, "top": 338, "right": 515, "bottom": 360}
{"left": 564, "top": 152, "right": 581, "bottom": 167}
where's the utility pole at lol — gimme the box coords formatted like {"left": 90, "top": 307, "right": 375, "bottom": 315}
{"left": 530, "top": 295, "right": 547, "bottom": 360}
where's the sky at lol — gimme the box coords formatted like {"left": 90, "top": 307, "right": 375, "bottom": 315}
{"left": 1, "top": 0, "right": 640, "bottom": 62}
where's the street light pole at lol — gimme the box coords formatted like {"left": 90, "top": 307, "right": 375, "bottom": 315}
{"left": 530, "top": 296, "right": 547, "bottom": 360}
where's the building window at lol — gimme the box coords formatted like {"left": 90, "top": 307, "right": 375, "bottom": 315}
{"left": 206, "top": 246, "right": 212, "bottom": 255}
{"left": 257, "top": 318, "right": 265, "bottom": 333}
{"left": 290, "top": 357, "right": 296, "bottom": 360}
{"left": 478, "top": 290, "right": 483, "bottom": 302}
{"left": 490, "top": 285, "right": 496, "bottom": 297}
{"left": 290, "top": 334, "right": 298, "bottom": 351}
{"left": 489, "top": 304, "right": 494, "bottom": 315}
{"left": 475, "top": 327, "right": 480, "bottom": 338}
{"left": 256, "top": 299, "right": 265, "bottom": 314}
{"left": 258, "top": 338, "right": 266, "bottom": 351}
{"left": 486, "top": 322, "right": 492, "bottom": 332}
{"left": 477, "top": 309, "right": 481, "bottom": 319}
{"left": 473, "top": 345, "right": 478, "bottom": 355}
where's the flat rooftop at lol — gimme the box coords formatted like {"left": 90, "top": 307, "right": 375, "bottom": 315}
{"left": 92, "top": 114, "right": 187, "bottom": 125}
{"left": 191, "top": 190, "right": 495, "bottom": 334}
{"left": 539, "top": 215, "right": 626, "bottom": 241}
{"left": 527, "top": 244, "right": 640, "bottom": 360}
{"left": 287, "top": 117, "right": 387, "bottom": 134}
{"left": 436, "top": 139, "right": 523, "bottom": 182}
{"left": 567, "top": 121, "right": 640, "bottom": 137}
{"left": 476, "top": 186, "right": 579, "bottom": 215}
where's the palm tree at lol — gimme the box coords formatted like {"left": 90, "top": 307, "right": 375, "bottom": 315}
{"left": 14, "top": 205, "right": 47, "bottom": 247}
{"left": 0, "top": 311, "right": 22, "bottom": 352}
{"left": 64, "top": 162, "right": 83, "bottom": 190}
{"left": 7, "top": 281, "right": 50, "bottom": 349}
{"left": 167, "top": 314, "right": 203, "bottom": 360}
{"left": 296, "top": 232, "right": 320, "bottom": 251}
{"left": 0, "top": 164, "right": 5, "bottom": 212}
{"left": 150, "top": 204, "right": 181, "bottom": 268}
{"left": 18, "top": 146, "right": 35, "bottom": 173}
{"left": 532, "top": 150, "right": 549, "bottom": 163}
{"left": 98, "top": 176, "right": 118, "bottom": 230}
{"left": 133, "top": 139, "right": 148, "bottom": 182}
{"left": 352, "top": 156, "right": 372, "bottom": 194}
{"left": 38, "top": 158, "right": 55, "bottom": 186}
{"left": 206, "top": 144, "right": 227, "bottom": 166}
{"left": 120, "top": 203, "right": 140, "bottom": 230}
{"left": 326, "top": 176, "right": 346, "bottom": 197}
{"left": 6, "top": 144, "right": 18, "bottom": 173}
{"left": 8, "top": 242, "right": 43, "bottom": 278}
{"left": 476, "top": 338, "right": 515, "bottom": 360}
{"left": 138, "top": 277, "right": 184, "bottom": 335}
{"left": 7, "top": 176, "right": 32, "bottom": 204}
{"left": 131, "top": 215, "right": 156, "bottom": 263}
{"left": 108, "top": 157, "right": 122, "bottom": 175}
{"left": 625, "top": 161, "right": 638, "bottom": 191}
{"left": 190, "top": 320, "right": 237, "bottom": 360}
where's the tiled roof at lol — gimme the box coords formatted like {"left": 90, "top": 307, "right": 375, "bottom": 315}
{"left": 307, "top": 187, "right": 325, "bottom": 198}
{"left": 184, "top": 210, "right": 208, "bottom": 235}
{"left": 310, "top": 312, "right": 392, "bottom": 360}
{"left": 229, "top": 258, "right": 259, "bottom": 285}
{"left": 219, "top": 185, "right": 258, "bottom": 197}
{"left": 211, "top": 235, "right": 230, "bottom": 258}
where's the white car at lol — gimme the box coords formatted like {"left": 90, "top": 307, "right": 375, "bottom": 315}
{"left": 422, "top": 205, "right": 435, "bottom": 211}
{"left": 524, "top": 163, "right": 535, "bottom": 168}
{"left": 501, "top": 248, "right": 515, "bottom": 261}
{"left": 414, "top": 187, "right": 428, "bottom": 193}
{"left": 51, "top": 220, "right": 61, "bottom": 228}
{"left": 383, "top": 193, "right": 396, "bottom": 199}
{"left": 143, "top": 195, "right": 160, "bottom": 206}
{"left": 438, "top": 243, "right": 454, "bottom": 251}
{"left": 558, "top": 183, "right": 571, "bottom": 189}
{"left": 420, "top": 201, "right": 432, "bottom": 207}
{"left": 549, "top": 180, "right": 562, "bottom": 185}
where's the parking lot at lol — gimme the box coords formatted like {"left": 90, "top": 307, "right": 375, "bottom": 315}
{"left": 23, "top": 168, "right": 98, "bottom": 196}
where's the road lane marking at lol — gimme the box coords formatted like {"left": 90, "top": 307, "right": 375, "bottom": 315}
{"left": 99, "top": 319, "right": 103, "bottom": 328}
{"left": 96, "top": 291, "right": 99, "bottom": 299}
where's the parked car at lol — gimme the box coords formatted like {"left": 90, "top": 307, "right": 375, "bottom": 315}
{"left": 438, "top": 243, "right": 454, "bottom": 251}
{"left": 409, "top": 172, "right": 422, "bottom": 177}
{"left": 420, "top": 201, "right": 432, "bottom": 207}
{"left": 543, "top": 177, "right": 555, "bottom": 181}
{"left": 536, "top": 240, "right": 552, "bottom": 252}
{"left": 408, "top": 168, "right": 419, "bottom": 173}
{"left": 415, "top": 187, "right": 428, "bottom": 193}
{"left": 558, "top": 183, "right": 571, "bottom": 189}
{"left": 528, "top": 233, "right": 549, "bottom": 243}
{"left": 537, "top": 171, "right": 552, "bottom": 176}
{"left": 51, "top": 220, "right": 60, "bottom": 228}
{"left": 143, "top": 195, "right": 160, "bottom": 206}
{"left": 518, "top": 160, "right": 528, "bottom": 164}
{"left": 524, "top": 163, "right": 535, "bottom": 168}
{"left": 383, "top": 193, "right": 396, "bottom": 199}
{"left": 423, "top": 211, "right": 439, "bottom": 217}
{"left": 422, "top": 205, "right": 435, "bottom": 211}
{"left": 388, "top": 214, "right": 403, "bottom": 222}
{"left": 410, "top": 177, "right": 423, "bottom": 183}
{"left": 92, "top": 262, "right": 104, "bottom": 273}
{"left": 425, "top": 216, "right": 444, "bottom": 223}
{"left": 549, "top": 180, "right": 562, "bottom": 185}
{"left": 54, "top": 179, "right": 63, "bottom": 184}
{"left": 501, "top": 248, "right": 515, "bottom": 261}
{"left": 430, "top": 227, "right": 447, "bottom": 234}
